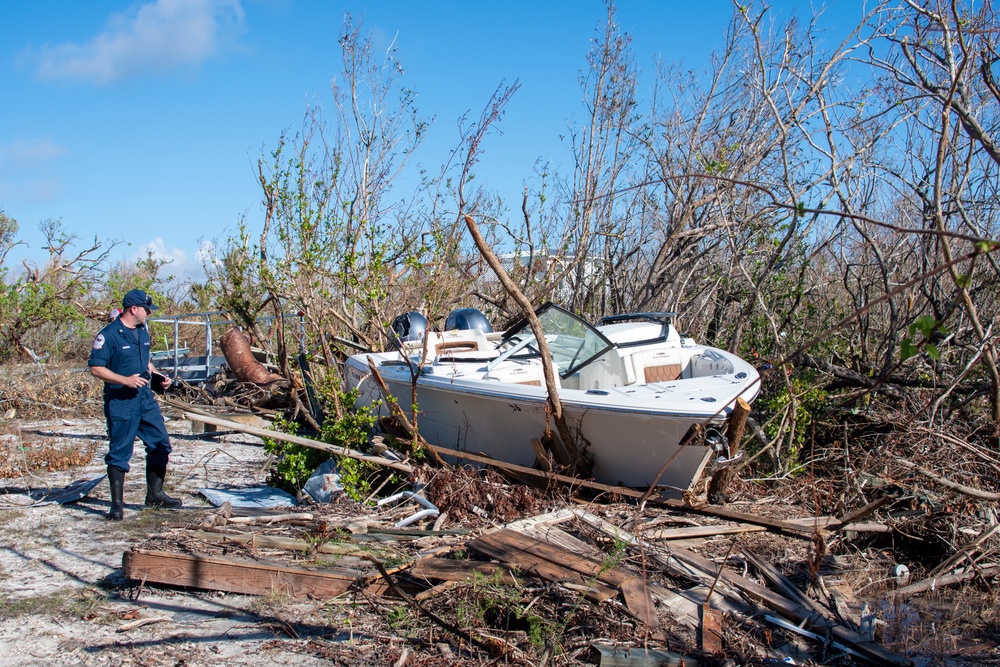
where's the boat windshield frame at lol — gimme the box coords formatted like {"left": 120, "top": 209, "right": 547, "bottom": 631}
{"left": 489, "top": 304, "right": 615, "bottom": 379}
{"left": 596, "top": 312, "right": 678, "bottom": 348}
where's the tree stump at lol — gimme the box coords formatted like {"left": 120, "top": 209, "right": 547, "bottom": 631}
{"left": 707, "top": 397, "right": 751, "bottom": 505}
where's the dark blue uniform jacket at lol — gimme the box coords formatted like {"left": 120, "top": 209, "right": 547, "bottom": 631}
{"left": 88, "top": 317, "right": 171, "bottom": 471}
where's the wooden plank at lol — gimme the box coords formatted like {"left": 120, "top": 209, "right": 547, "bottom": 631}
{"left": 667, "top": 545, "right": 913, "bottom": 667}
{"left": 928, "top": 523, "right": 1000, "bottom": 577}
{"left": 410, "top": 557, "right": 521, "bottom": 584}
{"left": 590, "top": 644, "right": 700, "bottom": 666}
{"left": 782, "top": 516, "right": 840, "bottom": 528}
{"left": 620, "top": 576, "right": 659, "bottom": 628}
{"left": 503, "top": 511, "right": 602, "bottom": 556}
{"left": 699, "top": 603, "right": 723, "bottom": 653}
{"left": 470, "top": 528, "right": 663, "bottom": 623}
{"left": 183, "top": 411, "right": 413, "bottom": 473}
{"left": 529, "top": 438, "right": 553, "bottom": 472}
{"left": 467, "top": 531, "right": 618, "bottom": 602}
{"left": 122, "top": 549, "right": 358, "bottom": 599}
{"left": 743, "top": 551, "right": 838, "bottom": 628}
{"left": 470, "top": 529, "right": 621, "bottom": 592}
{"left": 894, "top": 564, "right": 1000, "bottom": 596}
{"left": 182, "top": 530, "right": 382, "bottom": 573}
{"left": 646, "top": 524, "right": 766, "bottom": 540}
{"left": 832, "top": 495, "right": 895, "bottom": 528}
{"left": 567, "top": 512, "right": 723, "bottom": 631}
{"left": 517, "top": 523, "right": 604, "bottom": 557}
{"left": 502, "top": 508, "right": 577, "bottom": 531}
{"left": 680, "top": 585, "right": 750, "bottom": 616}
{"left": 820, "top": 576, "right": 863, "bottom": 630}
{"left": 659, "top": 499, "right": 826, "bottom": 537}
{"left": 484, "top": 529, "right": 634, "bottom": 587}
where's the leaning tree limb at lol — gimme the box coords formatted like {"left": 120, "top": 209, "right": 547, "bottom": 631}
{"left": 461, "top": 213, "right": 583, "bottom": 474}
{"left": 897, "top": 458, "right": 1000, "bottom": 501}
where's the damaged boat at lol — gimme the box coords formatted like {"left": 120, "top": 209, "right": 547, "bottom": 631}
{"left": 344, "top": 304, "right": 761, "bottom": 493}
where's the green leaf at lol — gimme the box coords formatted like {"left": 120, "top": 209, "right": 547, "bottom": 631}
{"left": 913, "top": 315, "right": 937, "bottom": 338}
{"left": 926, "top": 344, "right": 940, "bottom": 360}
{"left": 900, "top": 338, "right": 918, "bottom": 362}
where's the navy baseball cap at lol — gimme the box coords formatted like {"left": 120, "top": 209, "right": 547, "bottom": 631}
{"left": 122, "top": 289, "right": 159, "bottom": 310}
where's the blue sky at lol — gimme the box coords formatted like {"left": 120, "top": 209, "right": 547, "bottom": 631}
{"left": 0, "top": 0, "right": 861, "bottom": 284}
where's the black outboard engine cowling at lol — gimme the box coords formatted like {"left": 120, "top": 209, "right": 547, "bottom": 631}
{"left": 390, "top": 311, "right": 428, "bottom": 343}
{"left": 445, "top": 308, "right": 493, "bottom": 333}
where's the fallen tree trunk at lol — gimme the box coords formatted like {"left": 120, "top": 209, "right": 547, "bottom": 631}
{"left": 220, "top": 328, "right": 284, "bottom": 384}
{"left": 182, "top": 411, "right": 413, "bottom": 474}
{"left": 895, "top": 564, "right": 1000, "bottom": 596}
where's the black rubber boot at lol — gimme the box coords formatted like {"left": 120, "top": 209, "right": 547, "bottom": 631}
{"left": 145, "top": 465, "right": 182, "bottom": 508}
{"left": 107, "top": 466, "right": 125, "bottom": 521}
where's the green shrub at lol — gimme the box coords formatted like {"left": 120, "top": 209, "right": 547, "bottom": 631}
{"left": 263, "top": 390, "right": 386, "bottom": 500}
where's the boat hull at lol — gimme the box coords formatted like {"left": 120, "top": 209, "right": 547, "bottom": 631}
{"left": 344, "top": 356, "right": 738, "bottom": 491}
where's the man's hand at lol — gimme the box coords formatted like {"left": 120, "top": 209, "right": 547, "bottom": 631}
{"left": 90, "top": 365, "right": 148, "bottom": 388}
{"left": 121, "top": 374, "right": 149, "bottom": 389}
{"left": 151, "top": 371, "right": 171, "bottom": 391}
{"left": 149, "top": 364, "right": 171, "bottom": 389}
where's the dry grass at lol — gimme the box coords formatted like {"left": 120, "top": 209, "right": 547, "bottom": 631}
{"left": 0, "top": 362, "right": 103, "bottom": 420}
{"left": 0, "top": 363, "right": 103, "bottom": 478}
{"left": 0, "top": 436, "right": 97, "bottom": 479}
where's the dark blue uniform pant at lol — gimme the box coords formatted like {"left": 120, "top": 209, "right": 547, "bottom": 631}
{"left": 103, "top": 386, "right": 172, "bottom": 472}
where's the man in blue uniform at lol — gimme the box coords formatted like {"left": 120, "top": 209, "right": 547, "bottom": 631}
{"left": 89, "top": 289, "right": 182, "bottom": 520}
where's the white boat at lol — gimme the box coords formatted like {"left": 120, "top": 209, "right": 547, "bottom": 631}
{"left": 344, "top": 304, "right": 761, "bottom": 492}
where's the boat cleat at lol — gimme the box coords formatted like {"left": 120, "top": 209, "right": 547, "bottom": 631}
{"left": 716, "top": 449, "right": 745, "bottom": 467}
{"left": 705, "top": 428, "right": 743, "bottom": 466}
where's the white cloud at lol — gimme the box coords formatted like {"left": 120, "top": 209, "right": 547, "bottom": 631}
{"left": 0, "top": 139, "right": 69, "bottom": 202}
{"left": 193, "top": 239, "right": 216, "bottom": 266}
{"left": 34, "top": 0, "right": 246, "bottom": 85}
{"left": 135, "top": 237, "right": 207, "bottom": 285}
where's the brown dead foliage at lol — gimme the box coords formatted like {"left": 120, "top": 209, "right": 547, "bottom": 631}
{"left": 0, "top": 363, "right": 103, "bottom": 477}
{"left": 0, "top": 363, "right": 104, "bottom": 420}
{"left": 421, "top": 465, "right": 551, "bottom": 526}
{"left": 167, "top": 369, "right": 295, "bottom": 413}
{"left": 0, "top": 436, "right": 97, "bottom": 479}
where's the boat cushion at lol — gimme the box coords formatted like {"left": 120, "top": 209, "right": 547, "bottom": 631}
{"left": 436, "top": 340, "right": 480, "bottom": 354}
{"left": 429, "top": 329, "right": 491, "bottom": 356}
{"left": 644, "top": 363, "right": 682, "bottom": 383}
{"left": 628, "top": 349, "right": 684, "bottom": 384}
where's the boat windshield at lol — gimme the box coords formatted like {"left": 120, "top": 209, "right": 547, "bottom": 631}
{"left": 489, "top": 304, "right": 614, "bottom": 379}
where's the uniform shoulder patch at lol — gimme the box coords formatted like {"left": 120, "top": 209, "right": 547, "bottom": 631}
{"left": 93, "top": 334, "right": 105, "bottom": 350}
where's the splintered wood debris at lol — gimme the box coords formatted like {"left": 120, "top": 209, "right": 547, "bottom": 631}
{"left": 113, "top": 408, "right": 1000, "bottom": 665}
{"left": 121, "top": 492, "right": 916, "bottom": 666}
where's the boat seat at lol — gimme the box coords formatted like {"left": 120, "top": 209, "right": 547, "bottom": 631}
{"left": 627, "top": 349, "right": 684, "bottom": 384}
{"left": 436, "top": 340, "right": 480, "bottom": 354}
{"left": 432, "top": 329, "right": 491, "bottom": 356}
{"left": 576, "top": 350, "right": 628, "bottom": 390}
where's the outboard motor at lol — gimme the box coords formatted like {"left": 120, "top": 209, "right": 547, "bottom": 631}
{"left": 390, "top": 311, "right": 428, "bottom": 343}
{"left": 445, "top": 308, "right": 494, "bottom": 333}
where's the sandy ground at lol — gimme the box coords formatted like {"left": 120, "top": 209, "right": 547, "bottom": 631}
{"left": 0, "top": 414, "right": 359, "bottom": 667}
